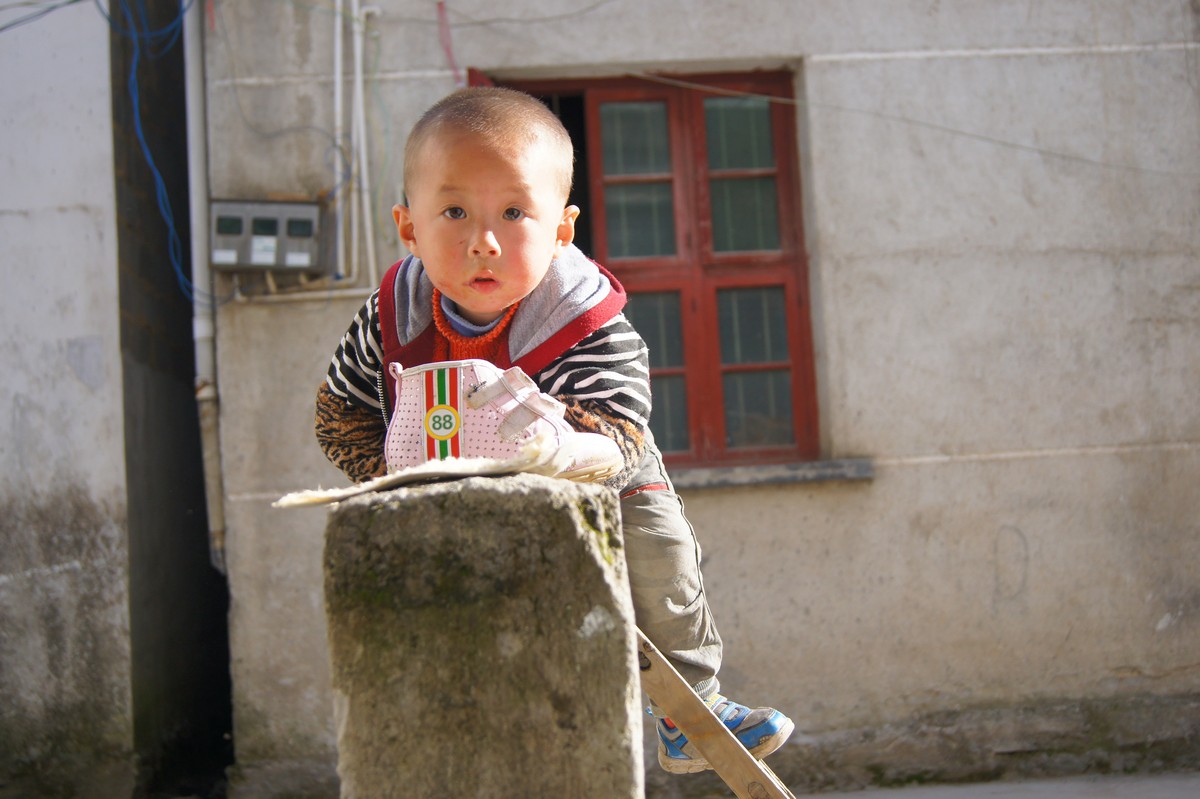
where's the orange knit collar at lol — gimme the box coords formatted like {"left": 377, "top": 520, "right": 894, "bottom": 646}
{"left": 431, "top": 289, "right": 520, "bottom": 363}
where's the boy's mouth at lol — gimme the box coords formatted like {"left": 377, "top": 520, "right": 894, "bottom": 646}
{"left": 470, "top": 275, "right": 499, "bottom": 293}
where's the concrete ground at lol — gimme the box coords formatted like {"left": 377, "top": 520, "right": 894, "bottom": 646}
{"left": 832, "top": 772, "right": 1200, "bottom": 798}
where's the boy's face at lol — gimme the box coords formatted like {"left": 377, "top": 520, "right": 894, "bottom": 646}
{"left": 394, "top": 131, "right": 579, "bottom": 326}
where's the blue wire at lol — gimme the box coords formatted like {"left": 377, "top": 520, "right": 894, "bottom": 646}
{"left": 94, "top": 0, "right": 190, "bottom": 53}
{"left": 109, "top": 0, "right": 221, "bottom": 305}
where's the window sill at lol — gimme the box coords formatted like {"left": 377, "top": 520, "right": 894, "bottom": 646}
{"left": 670, "top": 458, "right": 874, "bottom": 491}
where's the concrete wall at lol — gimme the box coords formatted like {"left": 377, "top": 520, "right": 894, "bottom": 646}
{"left": 0, "top": 6, "right": 135, "bottom": 796}
{"left": 1, "top": 5, "right": 233, "bottom": 796}
{"left": 204, "top": 1, "right": 1200, "bottom": 794}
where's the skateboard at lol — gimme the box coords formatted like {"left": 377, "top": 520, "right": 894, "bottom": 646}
{"left": 637, "top": 630, "right": 797, "bottom": 799}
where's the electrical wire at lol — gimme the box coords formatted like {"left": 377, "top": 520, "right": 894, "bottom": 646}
{"left": 427, "top": 1, "right": 1198, "bottom": 182}
{"left": 0, "top": 0, "right": 85, "bottom": 34}
{"left": 630, "top": 70, "right": 1200, "bottom": 181}
{"left": 112, "top": 0, "right": 199, "bottom": 302}
{"left": 93, "top": 0, "right": 190, "bottom": 57}
{"left": 366, "top": 19, "right": 398, "bottom": 253}
{"left": 209, "top": 0, "right": 349, "bottom": 191}
{"left": 436, "top": 0, "right": 462, "bottom": 87}
{"left": 209, "top": 0, "right": 382, "bottom": 296}
{"left": 3, "top": 0, "right": 225, "bottom": 304}
{"left": 441, "top": 0, "right": 618, "bottom": 28}
{"left": 15, "top": 0, "right": 1190, "bottom": 302}
{"left": 210, "top": 0, "right": 361, "bottom": 295}
{"left": 94, "top": 0, "right": 231, "bottom": 305}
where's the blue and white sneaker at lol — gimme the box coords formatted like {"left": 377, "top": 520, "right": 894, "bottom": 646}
{"left": 656, "top": 694, "right": 795, "bottom": 774}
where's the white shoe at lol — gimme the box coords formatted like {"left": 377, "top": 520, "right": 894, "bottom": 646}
{"left": 273, "top": 360, "right": 624, "bottom": 509}
{"left": 384, "top": 359, "right": 624, "bottom": 483}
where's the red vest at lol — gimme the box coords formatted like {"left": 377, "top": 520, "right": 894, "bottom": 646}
{"left": 376, "top": 251, "right": 626, "bottom": 415}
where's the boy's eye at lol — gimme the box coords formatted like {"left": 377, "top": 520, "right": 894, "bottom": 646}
{"left": 502, "top": 207, "right": 524, "bottom": 221}
{"left": 443, "top": 207, "right": 466, "bottom": 220}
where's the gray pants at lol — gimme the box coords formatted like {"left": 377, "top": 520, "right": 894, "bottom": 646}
{"left": 619, "top": 434, "right": 723, "bottom": 698}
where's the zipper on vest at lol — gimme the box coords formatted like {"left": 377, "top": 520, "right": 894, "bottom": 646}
{"left": 376, "top": 368, "right": 390, "bottom": 427}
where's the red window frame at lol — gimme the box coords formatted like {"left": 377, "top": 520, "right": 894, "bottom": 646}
{"left": 508, "top": 72, "right": 819, "bottom": 468}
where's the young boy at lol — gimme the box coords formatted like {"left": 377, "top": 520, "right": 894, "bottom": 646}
{"left": 315, "top": 86, "right": 793, "bottom": 774}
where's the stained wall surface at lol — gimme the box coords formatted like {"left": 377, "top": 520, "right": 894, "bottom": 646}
{"left": 0, "top": 5, "right": 135, "bottom": 795}
{"left": 203, "top": 2, "right": 1200, "bottom": 794}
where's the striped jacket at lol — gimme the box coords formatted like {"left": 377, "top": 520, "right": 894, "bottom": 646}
{"left": 322, "top": 245, "right": 652, "bottom": 486}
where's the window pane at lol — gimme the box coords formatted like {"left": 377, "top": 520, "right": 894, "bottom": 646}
{"left": 606, "top": 183, "right": 676, "bottom": 258}
{"left": 705, "top": 96, "right": 774, "bottom": 170}
{"left": 723, "top": 370, "right": 794, "bottom": 448}
{"left": 718, "top": 287, "right": 788, "bottom": 364}
{"left": 625, "top": 292, "right": 689, "bottom": 453}
{"left": 625, "top": 292, "right": 683, "bottom": 368}
{"left": 650, "top": 375, "right": 690, "bottom": 453}
{"left": 600, "top": 101, "right": 670, "bottom": 175}
{"left": 711, "top": 177, "right": 779, "bottom": 252}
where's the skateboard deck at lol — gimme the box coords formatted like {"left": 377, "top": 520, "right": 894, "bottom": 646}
{"left": 637, "top": 630, "right": 796, "bottom": 799}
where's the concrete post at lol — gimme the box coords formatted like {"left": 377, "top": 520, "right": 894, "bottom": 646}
{"left": 323, "top": 474, "right": 644, "bottom": 799}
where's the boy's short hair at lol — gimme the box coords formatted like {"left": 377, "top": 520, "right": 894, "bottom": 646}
{"left": 403, "top": 87, "right": 575, "bottom": 203}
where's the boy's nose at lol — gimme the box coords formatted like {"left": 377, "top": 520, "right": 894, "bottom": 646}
{"left": 470, "top": 228, "right": 501, "bottom": 257}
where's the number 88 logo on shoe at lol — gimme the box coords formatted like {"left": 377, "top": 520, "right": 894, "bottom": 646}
{"left": 424, "top": 405, "right": 461, "bottom": 440}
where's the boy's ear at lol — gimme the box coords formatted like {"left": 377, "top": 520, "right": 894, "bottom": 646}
{"left": 393, "top": 204, "right": 419, "bottom": 256}
{"left": 555, "top": 205, "right": 581, "bottom": 254}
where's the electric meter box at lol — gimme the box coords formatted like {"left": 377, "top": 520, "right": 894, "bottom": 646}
{"left": 210, "top": 201, "right": 325, "bottom": 273}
